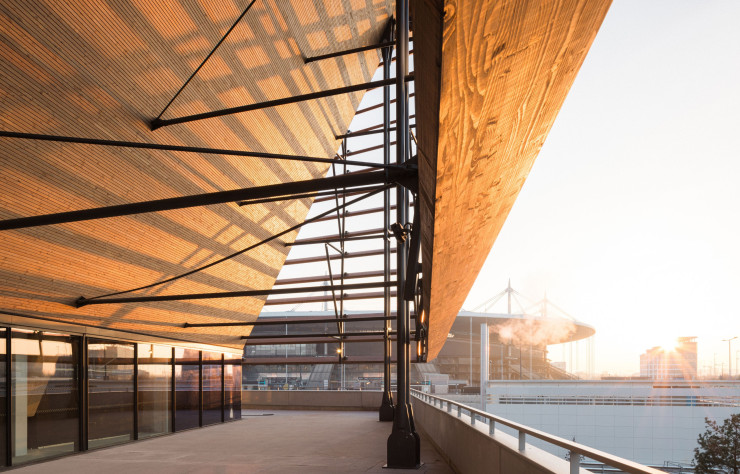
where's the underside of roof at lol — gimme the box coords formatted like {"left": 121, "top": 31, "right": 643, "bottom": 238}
{"left": 0, "top": 0, "right": 392, "bottom": 349}
{"left": 416, "top": 0, "right": 612, "bottom": 359}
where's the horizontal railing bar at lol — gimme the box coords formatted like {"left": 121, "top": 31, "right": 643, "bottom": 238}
{"left": 242, "top": 330, "right": 397, "bottom": 340}
{"left": 335, "top": 123, "right": 416, "bottom": 139}
{"left": 185, "top": 315, "right": 394, "bottom": 327}
{"left": 304, "top": 40, "right": 395, "bottom": 63}
{"left": 411, "top": 390, "right": 665, "bottom": 474}
{"left": 273, "top": 269, "right": 393, "bottom": 285}
{"left": 355, "top": 93, "right": 415, "bottom": 115}
{"left": 285, "top": 234, "right": 384, "bottom": 246}
{"left": 284, "top": 248, "right": 393, "bottom": 265}
{"left": 263, "top": 290, "right": 394, "bottom": 305}
{"left": 238, "top": 185, "right": 384, "bottom": 206}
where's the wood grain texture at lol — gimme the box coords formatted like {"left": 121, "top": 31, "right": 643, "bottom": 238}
{"left": 0, "top": 0, "right": 391, "bottom": 349}
{"left": 420, "top": 0, "right": 611, "bottom": 359}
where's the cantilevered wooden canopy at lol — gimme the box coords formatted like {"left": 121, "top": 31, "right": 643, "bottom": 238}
{"left": 0, "top": 0, "right": 611, "bottom": 358}
{"left": 0, "top": 0, "right": 392, "bottom": 349}
{"left": 414, "top": 0, "right": 612, "bottom": 359}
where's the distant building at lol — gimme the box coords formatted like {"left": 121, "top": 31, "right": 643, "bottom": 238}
{"left": 640, "top": 337, "right": 697, "bottom": 379}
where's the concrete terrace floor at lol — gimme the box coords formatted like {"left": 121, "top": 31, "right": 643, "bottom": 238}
{"left": 13, "top": 410, "right": 453, "bottom": 473}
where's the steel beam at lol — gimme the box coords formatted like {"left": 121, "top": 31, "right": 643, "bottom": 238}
{"left": 151, "top": 76, "right": 414, "bottom": 130}
{"left": 0, "top": 130, "right": 386, "bottom": 169}
{"left": 0, "top": 168, "right": 415, "bottom": 231}
{"left": 76, "top": 281, "right": 394, "bottom": 307}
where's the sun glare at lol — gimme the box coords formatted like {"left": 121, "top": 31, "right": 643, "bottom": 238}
{"left": 659, "top": 338, "right": 679, "bottom": 352}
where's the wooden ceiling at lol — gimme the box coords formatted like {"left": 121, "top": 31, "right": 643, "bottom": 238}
{"left": 414, "top": 0, "right": 612, "bottom": 359}
{"left": 0, "top": 0, "right": 391, "bottom": 349}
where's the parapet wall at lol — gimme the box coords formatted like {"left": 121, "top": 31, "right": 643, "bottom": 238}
{"left": 242, "top": 390, "right": 384, "bottom": 411}
{"left": 412, "top": 397, "right": 578, "bottom": 474}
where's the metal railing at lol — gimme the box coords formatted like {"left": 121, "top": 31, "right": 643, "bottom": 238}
{"left": 411, "top": 390, "right": 665, "bottom": 474}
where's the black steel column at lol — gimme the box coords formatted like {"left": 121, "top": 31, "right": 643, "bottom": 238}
{"left": 5, "top": 329, "right": 12, "bottom": 466}
{"left": 171, "top": 347, "right": 176, "bottom": 432}
{"left": 221, "top": 354, "right": 225, "bottom": 423}
{"left": 133, "top": 344, "right": 139, "bottom": 440}
{"left": 79, "top": 334, "right": 88, "bottom": 451}
{"left": 387, "top": 0, "right": 421, "bottom": 467}
{"left": 198, "top": 351, "right": 203, "bottom": 427}
{"left": 379, "top": 22, "right": 395, "bottom": 423}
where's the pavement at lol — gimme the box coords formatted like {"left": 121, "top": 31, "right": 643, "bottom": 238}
{"left": 13, "top": 410, "right": 453, "bottom": 473}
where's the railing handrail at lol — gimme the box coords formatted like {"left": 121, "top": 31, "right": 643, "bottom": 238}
{"left": 411, "top": 389, "right": 665, "bottom": 474}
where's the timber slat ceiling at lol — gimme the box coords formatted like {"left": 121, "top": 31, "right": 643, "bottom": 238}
{"left": 416, "top": 0, "right": 612, "bottom": 359}
{"left": 0, "top": 0, "right": 392, "bottom": 349}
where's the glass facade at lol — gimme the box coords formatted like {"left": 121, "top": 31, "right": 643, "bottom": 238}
{"left": 88, "top": 340, "right": 135, "bottom": 449}
{"left": 175, "top": 348, "right": 200, "bottom": 431}
{"left": 202, "top": 361, "right": 222, "bottom": 426}
{"left": 0, "top": 327, "right": 241, "bottom": 468}
{"left": 11, "top": 330, "right": 79, "bottom": 465}
{"left": 137, "top": 344, "right": 172, "bottom": 439}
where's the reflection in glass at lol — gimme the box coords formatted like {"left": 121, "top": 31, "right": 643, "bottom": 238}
{"left": 11, "top": 330, "right": 79, "bottom": 465}
{"left": 137, "top": 344, "right": 171, "bottom": 439}
{"left": 225, "top": 360, "right": 242, "bottom": 421}
{"left": 88, "top": 340, "right": 134, "bottom": 449}
{"left": 202, "top": 364, "right": 222, "bottom": 425}
{"left": 175, "top": 360, "right": 199, "bottom": 431}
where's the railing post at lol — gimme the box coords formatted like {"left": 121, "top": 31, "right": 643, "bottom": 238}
{"left": 518, "top": 432, "right": 526, "bottom": 451}
{"left": 471, "top": 414, "right": 476, "bottom": 426}
{"left": 489, "top": 419, "right": 495, "bottom": 436}
{"left": 457, "top": 405, "right": 461, "bottom": 418}
{"left": 447, "top": 401, "right": 452, "bottom": 413}
{"left": 570, "top": 452, "right": 580, "bottom": 474}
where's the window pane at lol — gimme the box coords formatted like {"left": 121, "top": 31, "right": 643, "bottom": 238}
{"left": 225, "top": 360, "right": 241, "bottom": 421}
{"left": 202, "top": 364, "right": 222, "bottom": 425}
{"left": 138, "top": 344, "right": 172, "bottom": 439}
{"left": 88, "top": 340, "right": 134, "bottom": 449}
{"left": 175, "top": 361, "right": 199, "bottom": 431}
{"left": 11, "top": 331, "right": 79, "bottom": 465}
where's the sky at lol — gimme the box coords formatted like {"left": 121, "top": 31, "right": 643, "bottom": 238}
{"left": 463, "top": 0, "right": 740, "bottom": 376}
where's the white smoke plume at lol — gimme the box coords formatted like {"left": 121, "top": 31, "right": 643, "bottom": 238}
{"left": 490, "top": 316, "right": 577, "bottom": 346}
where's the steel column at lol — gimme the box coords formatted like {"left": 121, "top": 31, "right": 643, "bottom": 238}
{"left": 5, "top": 329, "right": 11, "bottom": 466}
{"left": 171, "top": 347, "right": 176, "bottom": 432}
{"left": 79, "top": 334, "right": 88, "bottom": 451}
{"left": 379, "top": 24, "right": 395, "bottom": 423}
{"left": 133, "top": 343, "right": 139, "bottom": 440}
{"left": 387, "top": 1, "right": 421, "bottom": 467}
{"left": 198, "top": 351, "right": 203, "bottom": 427}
